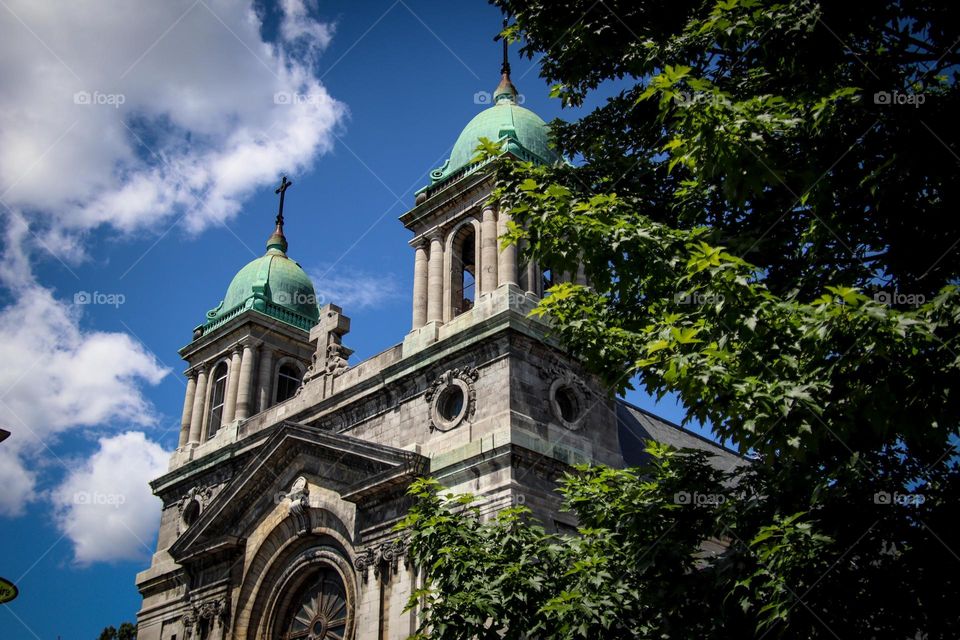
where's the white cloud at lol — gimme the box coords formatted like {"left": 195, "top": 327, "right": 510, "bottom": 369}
{"left": 51, "top": 431, "right": 169, "bottom": 564}
{"left": 0, "top": 447, "right": 37, "bottom": 518}
{"left": 0, "top": 0, "right": 347, "bottom": 562}
{"left": 0, "top": 0, "right": 345, "bottom": 245}
{"left": 0, "top": 283, "right": 169, "bottom": 440}
{"left": 0, "top": 271, "right": 170, "bottom": 519}
{"left": 310, "top": 266, "right": 404, "bottom": 310}
{"left": 280, "top": 0, "right": 335, "bottom": 56}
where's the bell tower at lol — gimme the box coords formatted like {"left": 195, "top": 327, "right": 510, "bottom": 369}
{"left": 395, "top": 40, "right": 623, "bottom": 485}
{"left": 400, "top": 40, "right": 578, "bottom": 356}
{"left": 171, "top": 178, "right": 319, "bottom": 467}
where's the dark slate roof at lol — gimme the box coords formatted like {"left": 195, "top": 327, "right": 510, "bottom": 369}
{"left": 615, "top": 400, "right": 744, "bottom": 474}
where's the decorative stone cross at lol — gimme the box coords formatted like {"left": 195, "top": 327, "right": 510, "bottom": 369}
{"left": 303, "top": 304, "right": 353, "bottom": 386}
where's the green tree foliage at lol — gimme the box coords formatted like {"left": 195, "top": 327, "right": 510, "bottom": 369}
{"left": 402, "top": 447, "right": 738, "bottom": 639}
{"left": 402, "top": 1, "right": 960, "bottom": 638}
{"left": 97, "top": 622, "right": 136, "bottom": 640}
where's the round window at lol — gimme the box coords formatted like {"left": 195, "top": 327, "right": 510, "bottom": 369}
{"left": 283, "top": 567, "right": 348, "bottom": 640}
{"left": 429, "top": 379, "right": 471, "bottom": 431}
{"left": 550, "top": 380, "right": 585, "bottom": 428}
{"left": 555, "top": 386, "right": 580, "bottom": 423}
{"left": 437, "top": 385, "right": 465, "bottom": 421}
{"left": 180, "top": 498, "right": 200, "bottom": 530}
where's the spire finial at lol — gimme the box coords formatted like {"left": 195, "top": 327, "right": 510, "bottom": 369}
{"left": 494, "top": 19, "right": 519, "bottom": 104}
{"left": 267, "top": 176, "right": 292, "bottom": 254}
{"left": 500, "top": 18, "right": 511, "bottom": 77}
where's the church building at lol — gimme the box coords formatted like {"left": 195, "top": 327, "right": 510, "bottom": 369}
{"left": 135, "top": 47, "right": 737, "bottom": 640}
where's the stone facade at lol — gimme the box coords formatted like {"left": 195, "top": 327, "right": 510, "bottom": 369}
{"left": 136, "top": 65, "right": 737, "bottom": 640}
{"left": 136, "top": 272, "right": 621, "bottom": 639}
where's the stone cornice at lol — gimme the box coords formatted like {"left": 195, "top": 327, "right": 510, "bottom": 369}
{"left": 167, "top": 422, "right": 427, "bottom": 564}
{"left": 178, "top": 309, "right": 310, "bottom": 361}
{"left": 400, "top": 168, "right": 494, "bottom": 232}
{"left": 163, "top": 292, "right": 563, "bottom": 490}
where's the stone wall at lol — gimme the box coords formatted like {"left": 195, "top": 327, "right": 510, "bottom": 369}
{"left": 138, "top": 279, "right": 623, "bottom": 640}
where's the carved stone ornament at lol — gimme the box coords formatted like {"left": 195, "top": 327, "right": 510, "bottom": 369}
{"left": 284, "top": 475, "right": 312, "bottom": 536}
{"left": 424, "top": 366, "right": 479, "bottom": 432}
{"left": 182, "top": 597, "right": 228, "bottom": 638}
{"left": 325, "top": 342, "right": 351, "bottom": 376}
{"left": 353, "top": 536, "right": 410, "bottom": 582}
{"left": 301, "top": 304, "right": 353, "bottom": 390}
{"left": 539, "top": 358, "right": 591, "bottom": 430}
{"left": 537, "top": 357, "right": 586, "bottom": 388}
{"left": 176, "top": 485, "right": 215, "bottom": 535}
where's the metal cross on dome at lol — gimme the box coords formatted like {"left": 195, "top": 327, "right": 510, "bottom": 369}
{"left": 275, "top": 175, "right": 293, "bottom": 226}
{"left": 499, "top": 18, "right": 511, "bottom": 76}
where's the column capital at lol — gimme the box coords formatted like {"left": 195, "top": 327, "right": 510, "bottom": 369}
{"left": 183, "top": 367, "right": 198, "bottom": 379}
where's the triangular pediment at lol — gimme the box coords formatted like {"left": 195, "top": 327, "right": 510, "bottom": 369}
{"left": 169, "top": 421, "right": 427, "bottom": 563}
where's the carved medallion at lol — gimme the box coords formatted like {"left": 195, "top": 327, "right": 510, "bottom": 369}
{"left": 176, "top": 485, "right": 214, "bottom": 535}
{"left": 539, "top": 358, "right": 590, "bottom": 430}
{"left": 424, "top": 367, "right": 479, "bottom": 432}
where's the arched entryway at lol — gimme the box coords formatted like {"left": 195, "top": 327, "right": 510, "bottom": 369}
{"left": 257, "top": 545, "right": 357, "bottom": 640}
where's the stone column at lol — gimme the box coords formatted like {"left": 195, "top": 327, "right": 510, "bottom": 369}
{"left": 427, "top": 233, "right": 444, "bottom": 323}
{"left": 188, "top": 366, "right": 208, "bottom": 445}
{"left": 497, "top": 209, "right": 518, "bottom": 286}
{"left": 178, "top": 372, "right": 197, "bottom": 448}
{"left": 480, "top": 206, "right": 499, "bottom": 293}
{"left": 257, "top": 346, "right": 275, "bottom": 413}
{"left": 442, "top": 234, "right": 453, "bottom": 323}
{"left": 222, "top": 347, "right": 242, "bottom": 426}
{"left": 526, "top": 255, "right": 539, "bottom": 297}
{"left": 411, "top": 241, "right": 428, "bottom": 329}
{"left": 575, "top": 262, "right": 589, "bottom": 286}
{"left": 235, "top": 342, "right": 256, "bottom": 420}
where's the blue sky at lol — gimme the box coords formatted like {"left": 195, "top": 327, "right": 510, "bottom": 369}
{"left": 0, "top": 1, "right": 697, "bottom": 637}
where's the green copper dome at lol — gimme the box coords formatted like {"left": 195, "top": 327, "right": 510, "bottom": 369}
{"left": 199, "top": 219, "right": 320, "bottom": 336}
{"left": 425, "top": 70, "right": 559, "bottom": 189}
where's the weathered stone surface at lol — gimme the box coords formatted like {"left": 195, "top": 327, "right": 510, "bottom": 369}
{"left": 137, "top": 122, "right": 736, "bottom": 640}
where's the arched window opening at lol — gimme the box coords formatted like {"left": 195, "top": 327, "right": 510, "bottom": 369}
{"left": 275, "top": 363, "right": 302, "bottom": 404}
{"left": 451, "top": 226, "right": 476, "bottom": 317}
{"left": 282, "top": 567, "right": 349, "bottom": 639}
{"left": 542, "top": 268, "right": 554, "bottom": 296}
{"left": 462, "top": 270, "right": 476, "bottom": 306}
{"left": 207, "top": 362, "right": 228, "bottom": 439}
